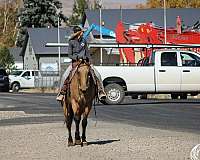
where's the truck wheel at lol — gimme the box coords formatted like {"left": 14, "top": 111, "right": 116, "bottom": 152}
{"left": 180, "top": 94, "right": 187, "bottom": 99}
{"left": 99, "top": 99, "right": 107, "bottom": 105}
{"left": 12, "top": 83, "right": 20, "bottom": 92}
{"left": 104, "top": 83, "right": 125, "bottom": 105}
{"left": 171, "top": 94, "right": 178, "bottom": 99}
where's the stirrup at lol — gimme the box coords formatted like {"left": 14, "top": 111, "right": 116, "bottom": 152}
{"left": 98, "top": 91, "right": 106, "bottom": 100}
{"left": 56, "top": 94, "right": 64, "bottom": 101}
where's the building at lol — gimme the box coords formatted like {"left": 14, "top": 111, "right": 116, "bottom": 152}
{"left": 20, "top": 27, "right": 72, "bottom": 72}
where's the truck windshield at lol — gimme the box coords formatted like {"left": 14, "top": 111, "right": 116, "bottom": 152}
{"left": 10, "top": 70, "right": 23, "bottom": 76}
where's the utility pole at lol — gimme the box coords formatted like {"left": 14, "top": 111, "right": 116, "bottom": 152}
{"left": 57, "top": 12, "right": 61, "bottom": 77}
{"left": 164, "top": 0, "right": 167, "bottom": 44}
{"left": 99, "top": 0, "right": 103, "bottom": 65}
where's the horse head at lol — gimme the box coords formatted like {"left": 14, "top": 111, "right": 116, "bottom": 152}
{"left": 77, "top": 60, "right": 91, "bottom": 92}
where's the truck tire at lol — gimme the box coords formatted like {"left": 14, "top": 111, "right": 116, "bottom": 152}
{"left": 171, "top": 94, "right": 179, "bottom": 99}
{"left": 12, "top": 83, "right": 20, "bottom": 92}
{"left": 104, "top": 83, "right": 125, "bottom": 105}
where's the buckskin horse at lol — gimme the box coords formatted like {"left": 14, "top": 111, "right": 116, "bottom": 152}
{"left": 62, "top": 60, "right": 96, "bottom": 147}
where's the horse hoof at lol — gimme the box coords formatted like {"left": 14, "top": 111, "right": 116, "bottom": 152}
{"left": 75, "top": 139, "right": 82, "bottom": 145}
{"left": 81, "top": 141, "right": 88, "bottom": 147}
{"left": 68, "top": 138, "right": 74, "bottom": 147}
{"left": 68, "top": 142, "right": 74, "bottom": 147}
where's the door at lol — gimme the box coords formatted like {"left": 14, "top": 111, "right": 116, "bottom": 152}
{"left": 21, "top": 71, "right": 34, "bottom": 87}
{"left": 180, "top": 52, "right": 200, "bottom": 91}
{"left": 125, "top": 56, "right": 155, "bottom": 92}
{"left": 155, "top": 52, "right": 181, "bottom": 92}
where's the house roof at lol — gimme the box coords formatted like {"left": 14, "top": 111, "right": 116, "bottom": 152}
{"left": 9, "top": 47, "right": 23, "bottom": 62}
{"left": 23, "top": 27, "right": 73, "bottom": 56}
{"left": 85, "top": 8, "right": 200, "bottom": 36}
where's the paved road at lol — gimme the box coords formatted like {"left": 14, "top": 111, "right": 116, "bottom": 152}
{"left": 0, "top": 92, "right": 200, "bottom": 134}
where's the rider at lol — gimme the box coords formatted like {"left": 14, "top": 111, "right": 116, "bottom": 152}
{"left": 56, "top": 25, "right": 106, "bottom": 101}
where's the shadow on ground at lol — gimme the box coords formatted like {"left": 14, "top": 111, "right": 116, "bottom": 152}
{"left": 88, "top": 139, "right": 120, "bottom": 145}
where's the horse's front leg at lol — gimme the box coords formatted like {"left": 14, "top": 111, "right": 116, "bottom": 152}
{"left": 66, "top": 109, "right": 74, "bottom": 147}
{"left": 72, "top": 100, "right": 82, "bottom": 145}
{"left": 74, "top": 114, "right": 81, "bottom": 145}
{"left": 82, "top": 115, "right": 88, "bottom": 146}
{"left": 82, "top": 106, "right": 91, "bottom": 146}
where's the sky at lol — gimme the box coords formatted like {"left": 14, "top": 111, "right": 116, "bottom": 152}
{"left": 0, "top": 0, "right": 147, "bottom": 16}
{"left": 60, "top": 0, "right": 147, "bottom": 16}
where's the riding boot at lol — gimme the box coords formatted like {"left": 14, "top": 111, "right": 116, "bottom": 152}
{"left": 56, "top": 78, "right": 70, "bottom": 101}
{"left": 89, "top": 68, "right": 106, "bottom": 100}
{"left": 96, "top": 79, "right": 107, "bottom": 100}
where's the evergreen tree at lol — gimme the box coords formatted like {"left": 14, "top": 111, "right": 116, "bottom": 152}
{"left": 16, "top": 0, "right": 68, "bottom": 47}
{"left": 0, "top": 46, "right": 14, "bottom": 70}
{"left": 69, "top": 0, "right": 90, "bottom": 25}
{"left": 91, "top": 0, "right": 101, "bottom": 10}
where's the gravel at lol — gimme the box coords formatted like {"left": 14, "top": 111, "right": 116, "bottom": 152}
{"left": 0, "top": 117, "right": 200, "bottom": 160}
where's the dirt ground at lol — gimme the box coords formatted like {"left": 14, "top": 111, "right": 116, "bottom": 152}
{"left": 0, "top": 116, "right": 200, "bottom": 160}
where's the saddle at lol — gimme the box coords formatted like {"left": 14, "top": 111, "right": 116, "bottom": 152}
{"left": 64, "top": 59, "right": 97, "bottom": 92}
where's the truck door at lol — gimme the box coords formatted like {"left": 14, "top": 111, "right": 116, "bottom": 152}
{"left": 155, "top": 52, "right": 181, "bottom": 92}
{"left": 180, "top": 51, "right": 200, "bottom": 91}
{"left": 21, "top": 71, "right": 34, "bottom": 87}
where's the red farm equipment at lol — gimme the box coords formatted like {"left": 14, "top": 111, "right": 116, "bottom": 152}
{"left": 115, "top": 17, "right": 200, "bottom": 64}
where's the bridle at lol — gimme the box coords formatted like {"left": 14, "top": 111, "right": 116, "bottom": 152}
{"left": 76, "top": 60, "right": 91, "bottom": 92}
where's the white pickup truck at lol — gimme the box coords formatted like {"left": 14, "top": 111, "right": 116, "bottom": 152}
{"left": 9, "top": 70, "right": 40, "bottom": 92}
{"left": 9, "top": 70, "right": 59, "bottom": 92}
{"left": 95, "top": 49, "right": 200, "bottom": 104}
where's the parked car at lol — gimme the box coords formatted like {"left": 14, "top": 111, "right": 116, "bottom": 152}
{"left": 0, "top": 68, "right": 9, "bottom": 92}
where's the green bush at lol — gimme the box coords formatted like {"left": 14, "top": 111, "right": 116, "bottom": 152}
{"left": 0, "top": 46, "right": 14, "bottom": 71}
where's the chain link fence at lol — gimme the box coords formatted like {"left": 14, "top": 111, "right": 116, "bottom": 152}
{"left": 34, "top": 71, "right": 60, "bottom": 89}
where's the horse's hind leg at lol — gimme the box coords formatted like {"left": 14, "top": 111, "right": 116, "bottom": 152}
{"left": 66, "top": 109, "right": 74, "bottom": 147}
{"left": 74, "top": 114, "right": 82, "bottom": 145}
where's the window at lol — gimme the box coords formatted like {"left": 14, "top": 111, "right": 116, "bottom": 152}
{"left": 22, "top": 71, "right": 30, "bottom": 77}
{"left": 181, "top": 52, "right": 200, "bottom": 67}
{"left": 149, "top": 51, "right": 155, "bottom": 66}
{"left": 32, "top": 71, "right": 38, "bottom": 76}
{"left": 161, "top": 52, "right": 177, "bottom": 66}
{"left": 10, "top": 70, "right": 23, "bottom": 76}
